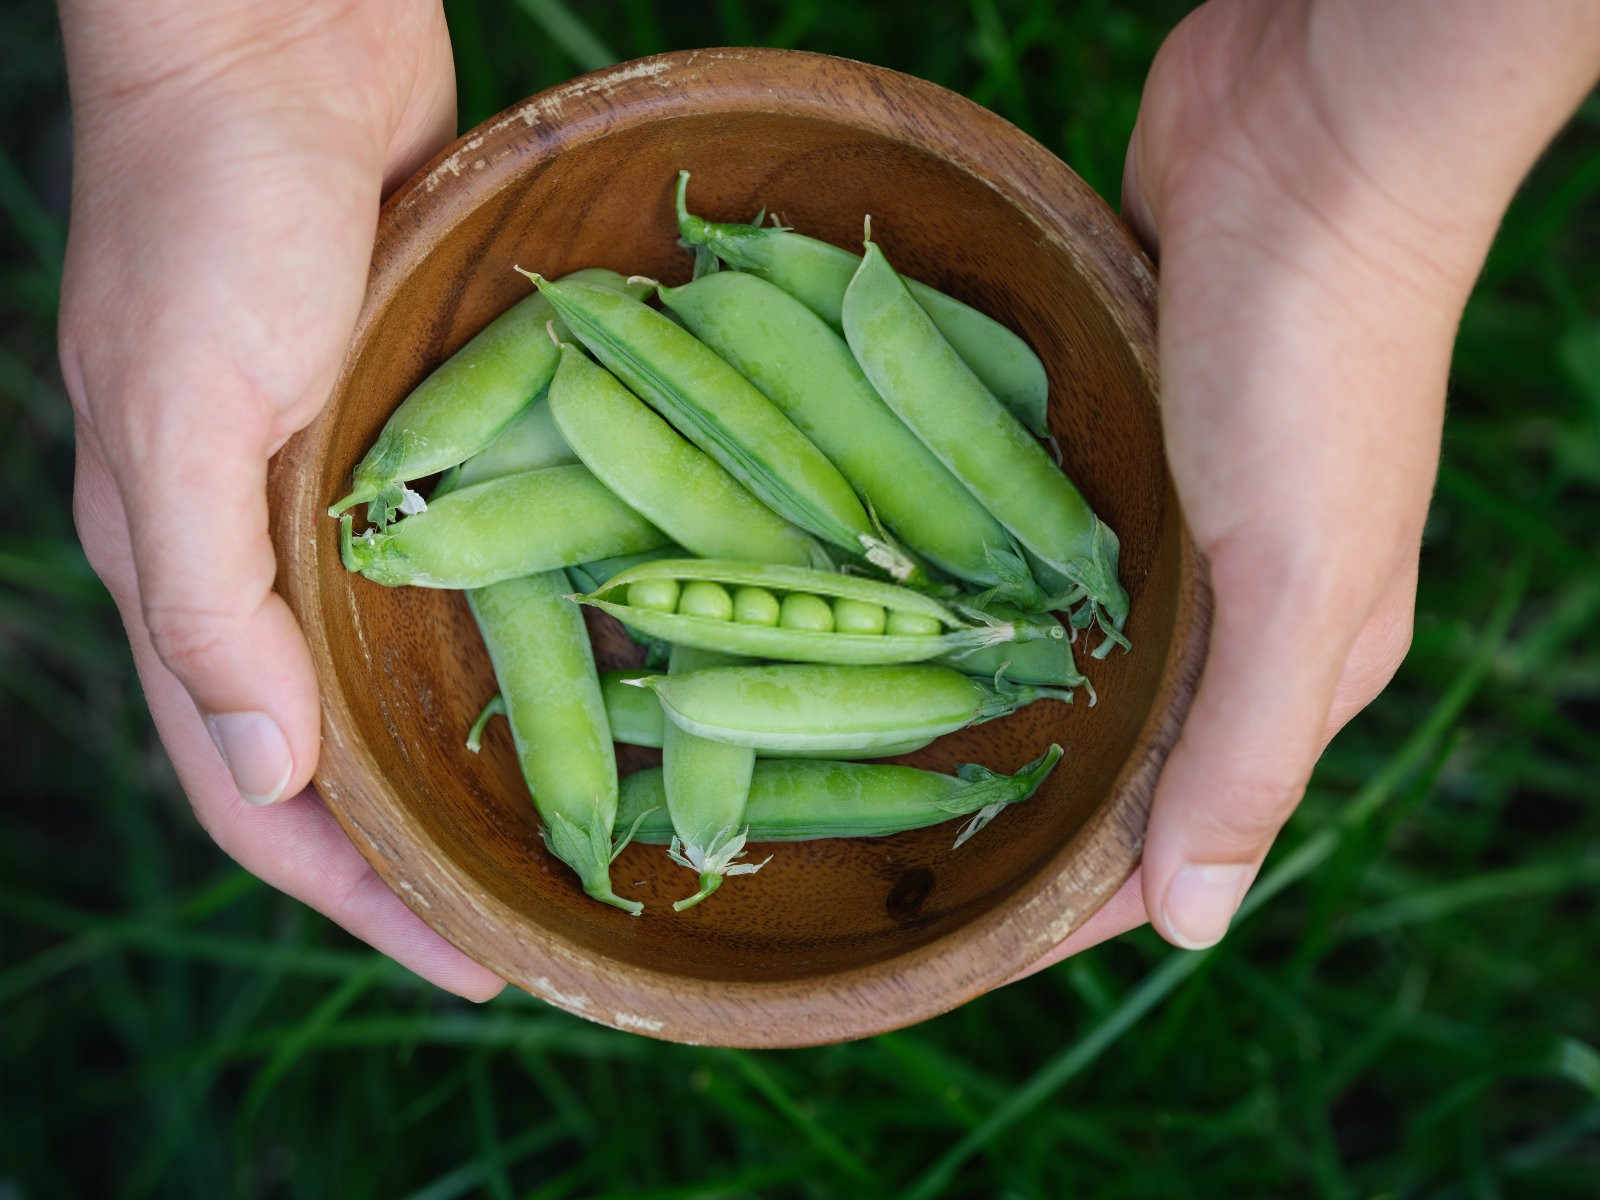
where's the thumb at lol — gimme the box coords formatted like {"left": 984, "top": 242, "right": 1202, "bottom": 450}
{"left": 116, "top": 398, "right": 320, "bottom": 806}
{"left": 1140, "top": 544, "right": 1355, "bottom": 948}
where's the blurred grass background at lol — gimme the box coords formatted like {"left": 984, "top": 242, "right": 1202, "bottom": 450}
{"left": 3, "top": 1, "right": 1597, "bottom": 1196}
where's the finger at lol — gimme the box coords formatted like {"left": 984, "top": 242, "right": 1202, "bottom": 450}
{"left": 108, "top": 396, "right": 320, "bottom": 808}
{"left": 1007, "top": 870, "right": 1149, "bottom": 985}
{"left": 1141, "top": 541, "right": 1359, "bottom": 950}
{"left": 75, "top": 436, "right": 503, "bottom": 1001}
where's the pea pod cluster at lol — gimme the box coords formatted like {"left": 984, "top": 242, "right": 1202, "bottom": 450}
{"left": 330, "top": 170, "right": 1131, "bottom": 914}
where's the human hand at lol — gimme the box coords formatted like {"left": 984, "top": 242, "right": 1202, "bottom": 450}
{"left": 58, "top": 0, "right": 502, "bottom": 1000}
{"left": 1022, "top": 0, "right": 1600, "bottom": 969}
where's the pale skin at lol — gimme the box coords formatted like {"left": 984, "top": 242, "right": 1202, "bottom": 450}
{"left": 57, "top": 0, "right": 1599, "bottom": 1000}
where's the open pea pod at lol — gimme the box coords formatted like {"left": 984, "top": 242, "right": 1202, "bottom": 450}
{"left": 617, "top": 744, "right": 1064, "bottom": 848}
{"left": 575, "top": 558, "right": 1065, "bottom": 666}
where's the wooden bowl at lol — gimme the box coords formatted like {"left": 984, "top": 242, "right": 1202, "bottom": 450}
{"left": 267, "top": 48, "right": 1208, "bottom": 1047}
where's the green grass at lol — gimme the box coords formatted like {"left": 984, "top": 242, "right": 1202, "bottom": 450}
{"left": 4, "top": 1, "right": 1598, "bottom": 1196}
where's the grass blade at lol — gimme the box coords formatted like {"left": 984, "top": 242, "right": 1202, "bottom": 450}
{"left": 513, "top": 0, "right": 618, "bottom": 71}
{"left": 899, "top": 559, "right": 1530, "bottom": 1200}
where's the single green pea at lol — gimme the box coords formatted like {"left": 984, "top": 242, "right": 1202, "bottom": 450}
{"left": 831, "top": 597, "right": 886, "bottom": 635}
{"left": 628, "top": 577, "right": 680, "bottom": 613}
{"left": 885, "top": 610, "right": 943, "bottom": 636}
{"left": 779, "top": 592, "right": 834, "bottom": 632}
{"left": 679, "top": 580, "right": 734, "bottom": 620}
{"left": 732, "top": 586, "right": 781, "bottom": 626}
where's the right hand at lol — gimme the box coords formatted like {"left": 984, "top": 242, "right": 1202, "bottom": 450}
{"left": 58, "top": 0, "right": 503, "bottom": 1000}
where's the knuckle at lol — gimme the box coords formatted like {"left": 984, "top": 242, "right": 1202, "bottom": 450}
{"left": 1193, "top": 775, "right": 1303, "bottom": 852}
{"left": 143, "top": 602, "right": 242, "bottom": 684}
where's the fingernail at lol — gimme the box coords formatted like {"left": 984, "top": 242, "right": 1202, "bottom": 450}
{"left": 1161, "top": 864, "right": 1254, "bottom": 950}
{"left": 205, "top": 711, "right": 292, "bottom": 805}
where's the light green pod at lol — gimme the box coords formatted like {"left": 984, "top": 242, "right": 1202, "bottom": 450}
{"left": 578, "top": 558, "right": 1066, "bottom": 666}
{"left": 673, "top": 171, "right": 1049, "bottom": 438}
{"left": 527, "top": 272, "right": 921, "bottom": 582}
{"left": 618, "top": 744, "right": 1063, "bottom": 846}
{"left": 331, "top": 268, "right": 649, "bottom": 525}
{"left": 467, "top": 572, "right": 638, "bottom": 913}
{"left": 547, "top": 344, "right": 825, "bottom": 567}
{"left": 937, "top": 606, "right": 1087, "bottom": 689}
{"left": 564, "top": 546, "right": 686, "bottom": 596}
{"left": 633, "top": 663, "right": 1079, "bottom": 753}
{"left": 470, "top": 675, "right": 935, "bottom": 760}
{"left": 340, "top": 464, "right": 667, "bottom": 588}
{"left": 662, "top": 645, "right": 761, "bottom": 911}
{"left": 433, "top": 387, "right": 574, "bottom": 497}
{"left": 659, "top": 270, "right": 1038, "bottom": 599}
{"left": 843, "top": 239, "right": 1130, "bottom": 652}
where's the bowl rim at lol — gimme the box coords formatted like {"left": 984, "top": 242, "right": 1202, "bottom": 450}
{"left": 269, "top": 46, "right": 1210, "bottom": 1047}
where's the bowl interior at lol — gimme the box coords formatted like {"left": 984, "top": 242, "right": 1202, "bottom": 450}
{"left": 272, "top": 51, "right": 1193, "bottom": 1044}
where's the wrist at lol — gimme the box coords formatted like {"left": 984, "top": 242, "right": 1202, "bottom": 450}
{"left": 1300, "top": 0, "right": 1600, "bottom": 283}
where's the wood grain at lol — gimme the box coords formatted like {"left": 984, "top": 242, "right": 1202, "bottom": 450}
{"left": 266, "top": 48, "right": 1209, "bottom": 1047}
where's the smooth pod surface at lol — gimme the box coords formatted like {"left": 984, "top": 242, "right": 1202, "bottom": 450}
{"left": 341, "top": 464, "right": 668, "bottom": 588}
{"left": 547, "top": 344, "right": 823, "bottom": 566}
{"left": 269, "top": 49, "right": 1206, "bottom": 1049}
{"left": 659, "top": 271, "right": 1030, "bottom": 592}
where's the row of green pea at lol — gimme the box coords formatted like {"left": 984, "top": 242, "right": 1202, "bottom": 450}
{"left": 332, "top": 173, "right": 1129, "bottom": 912}
{"left": 628, "top": 574, "right": 943, "bottom": 637}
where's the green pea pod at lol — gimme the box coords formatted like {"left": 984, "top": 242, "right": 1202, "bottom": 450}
{"left": 340, "top": 464, "right": 668, "bottom": 588}
{"left": 618, "top": 744, "right": 1064, "bottom": 847}
{"left": 433, "top": 386, "right": 574, "bottom": 497}
{"left": 331, "top": 268, "right": 650, "bottom": 526}
{"left": 577, "top": 558, "right": 1065, "bottom": 666}
{"left": 468, "top": 676, "right": 936, "bottom": 759}
{"left": 525, "top": 271, "right": 923, "bottom": 583}
{"left": 674, "top": 171, "right": 1050, "bottom": 439}
{"left": 547, "top": 343, "right": 827, "bottom": 567}
{"left": 661, "top": 646, "right": 763, "bottom": 911}
{"left": 937, "top": 605, "right": 1086, "bottom": 689}
{"left": 632, "top": 663, "right": 1079, "bottom": 754}
{"left": 467, "top": 571, "right": 639, "bottom": 913}
{"left": 842, "top": 238, "right": 1130, "bottom": 653}
{"left": 658, "top": 271, "right": 1040, "bottom": 601}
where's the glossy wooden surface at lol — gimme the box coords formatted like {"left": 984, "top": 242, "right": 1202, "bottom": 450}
{"left": 266, "top": 48, "right": 1209, "bottom": 1047}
